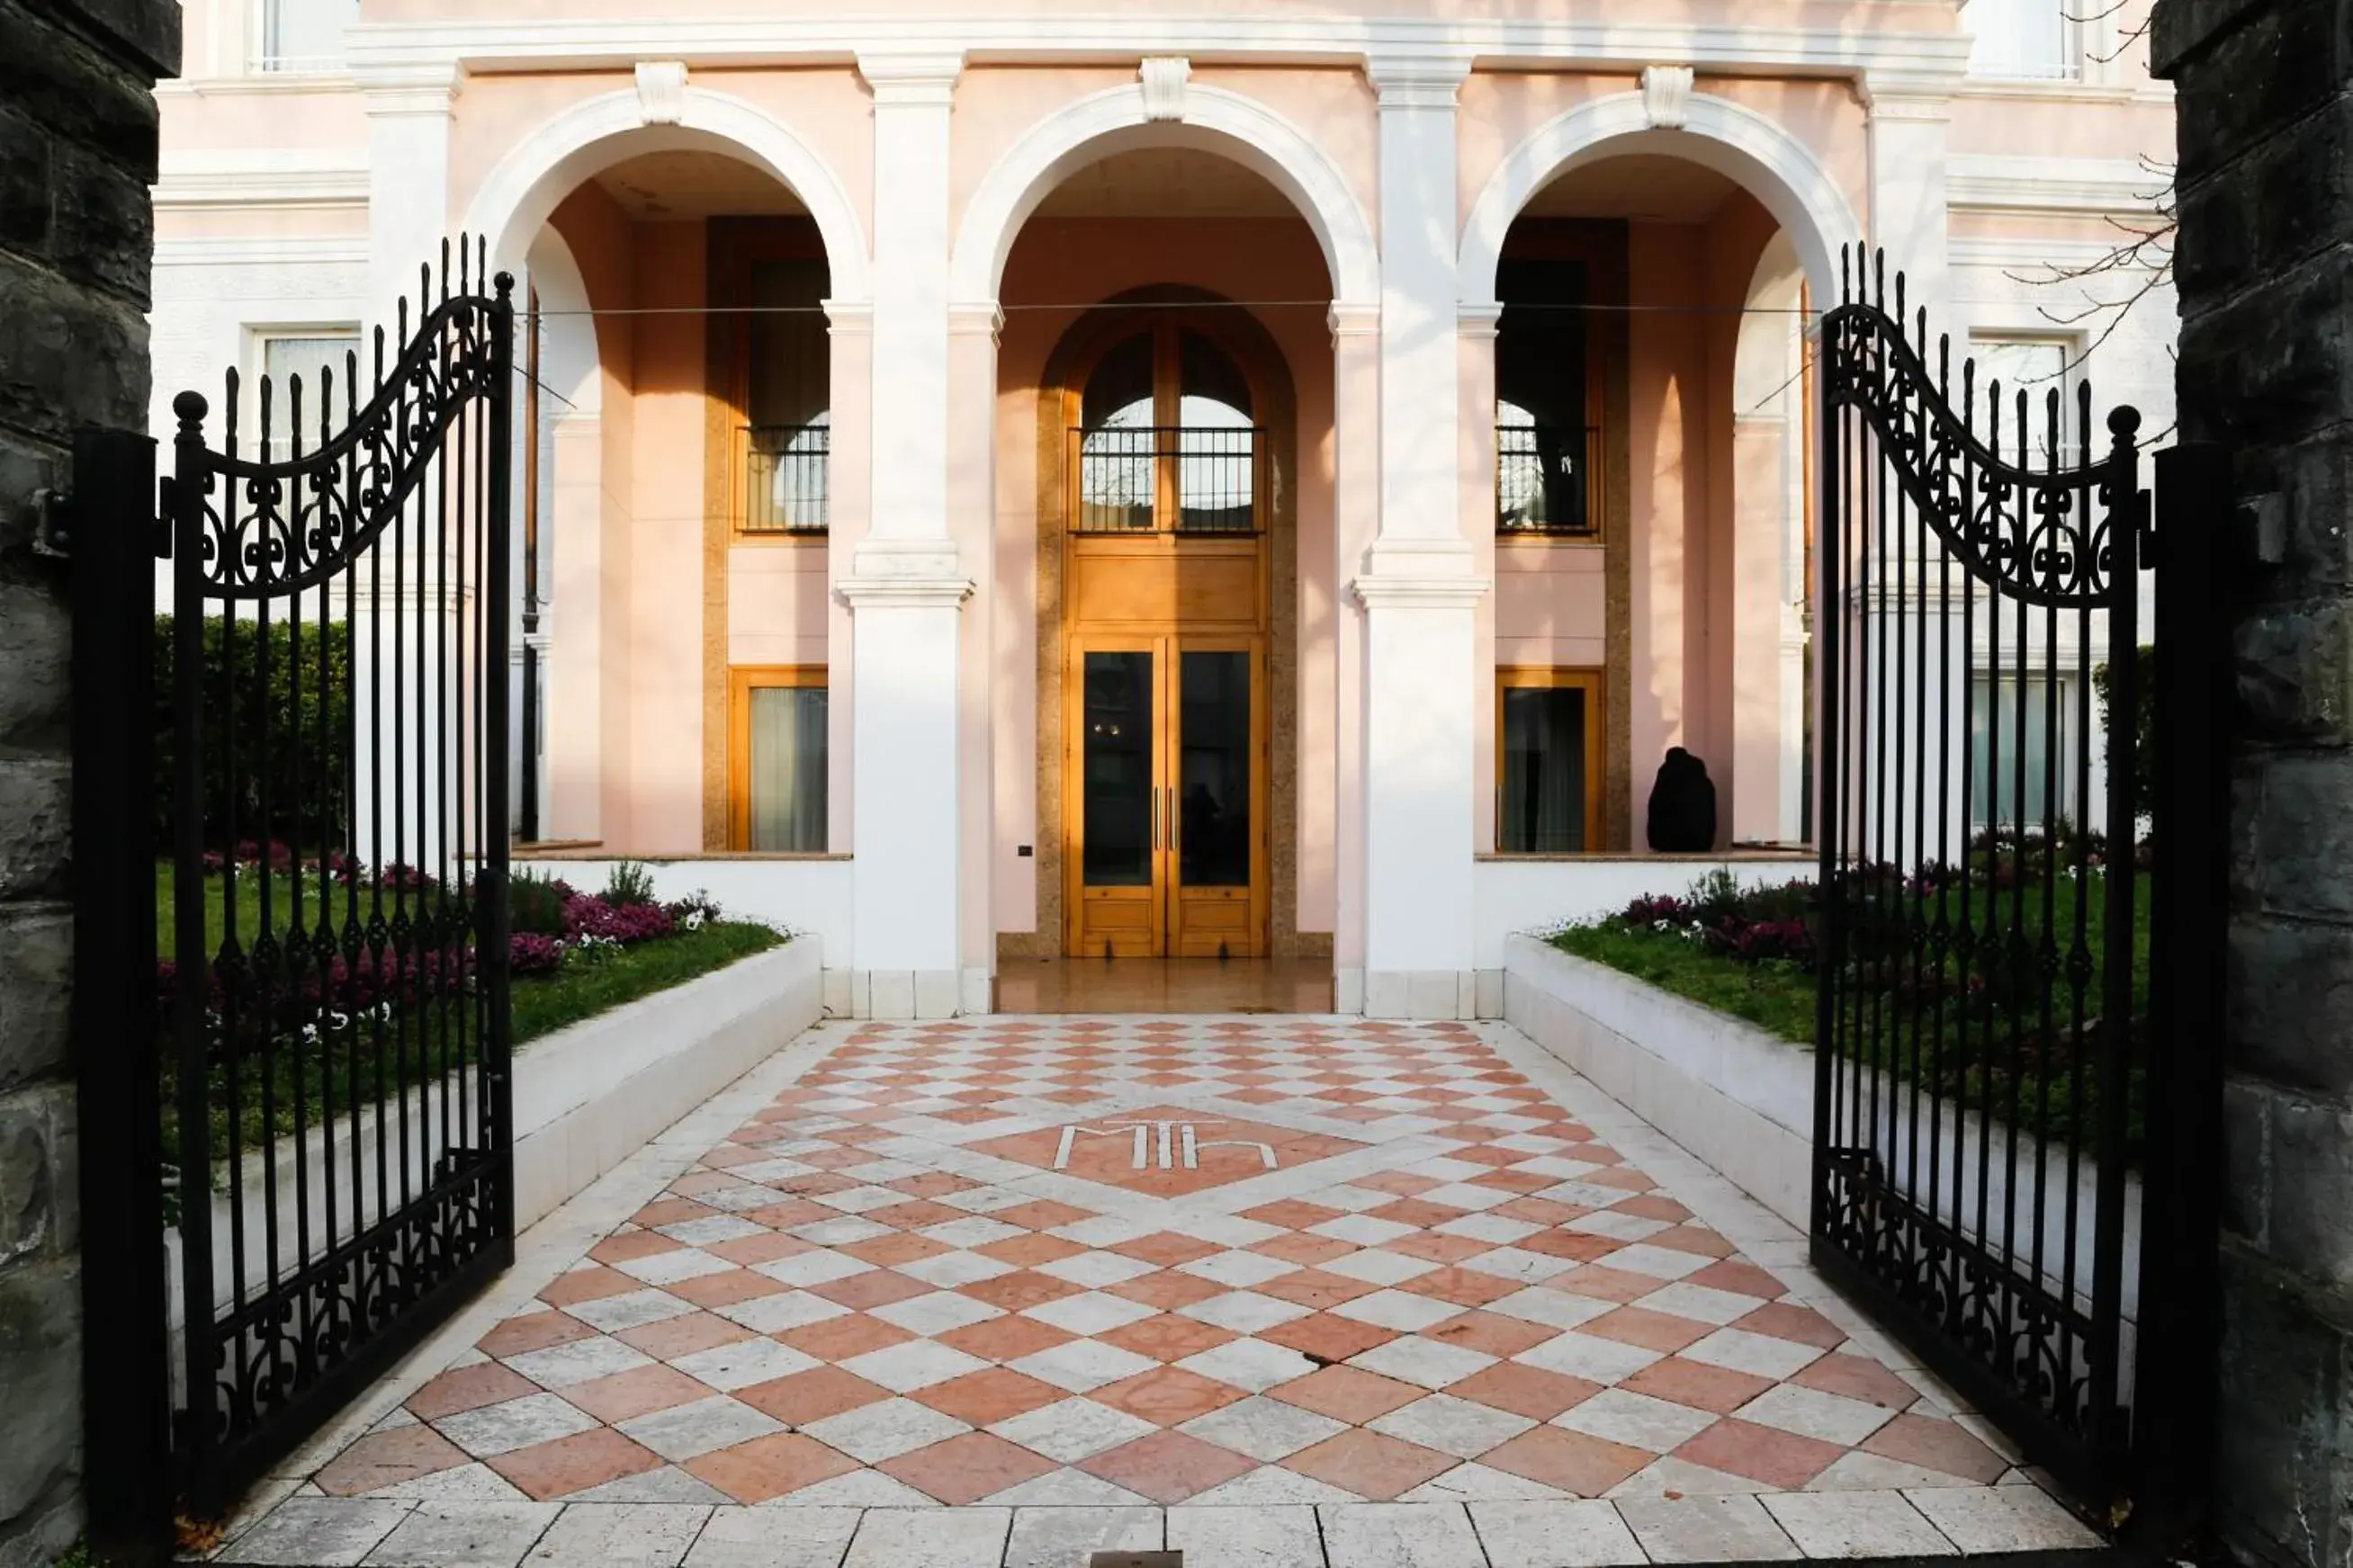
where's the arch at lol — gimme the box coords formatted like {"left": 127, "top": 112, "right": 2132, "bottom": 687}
{"left": 949, "top": 83, "right": 1380, "bottom": 308}
{"left": 463, "top": 85, "right": 870, "bottom": 300}
{"left": 1459, "top": 90, "right": 1863, "bottom": 310}
{"left": 524, "top": 224, "right": 599, "bottom": 417}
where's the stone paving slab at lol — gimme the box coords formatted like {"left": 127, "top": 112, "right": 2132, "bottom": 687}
{"left": 208, "top": 1017, "right": 2110, "bottom": 1567}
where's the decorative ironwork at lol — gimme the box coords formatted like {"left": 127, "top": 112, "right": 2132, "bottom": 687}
{"left": 744, "top": 422, "right": 831, "bottom": 533}
{"left": 1074, "top": 425, "right": 1263, "bottom": 534}
{"left": 1810, "top": 248, "right": 2163, "bottom": 1510}
{"left": 151, "top": 237, "right": 516, "bottom": 1511}
{"left": 1496, "top": 424, "right": 1601, "bottom": 536}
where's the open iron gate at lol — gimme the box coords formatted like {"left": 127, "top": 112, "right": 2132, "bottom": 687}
{"left": 73, "top": 240, "right": 517, "bottom": 1546}
{"left": 1810, "top": 251, "right": 2221, "bottom": 1527}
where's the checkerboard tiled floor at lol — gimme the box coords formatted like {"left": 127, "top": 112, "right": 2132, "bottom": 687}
{"left": 214, "top": 1017, "right": 2106, "bottom": 1566}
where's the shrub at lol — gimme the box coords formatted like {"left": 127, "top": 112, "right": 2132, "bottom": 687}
{"left": 508, "top": 932, "right": 566, "bottom": 976}
{"left": 665, "top": 888, "right": 723, "bottom": 930}
{"left": 154, "top": 614, "right": 355, "bottom": 849}
{"left": 510, "top": 869, "right": 570, "bottom": 937}
{"left": 565, "top": 893, "right": 675, "bottom": 944}
{"left": 603, "top": 861, "right": 658, "bottom": 908}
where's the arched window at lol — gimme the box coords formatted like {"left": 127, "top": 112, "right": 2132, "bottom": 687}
{"left": 1077, "top": 326, "right": 1260, "bottom": 533}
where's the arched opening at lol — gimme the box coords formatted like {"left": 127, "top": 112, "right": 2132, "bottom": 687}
{"left": 983, "top": 144, "right": 1331, "bottom": 977}
{"left": 1475, "top": 142, "right": 1823, "bottom": 856}
{"left": 476, "top": 130, "right": 857, "bottom": 861}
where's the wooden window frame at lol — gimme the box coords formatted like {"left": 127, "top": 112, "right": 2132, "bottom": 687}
{"left": 1495, "top": 666, "right": 1606, "bottom": 854}
{"left": 1073, "top": 320, "right": 1266, "bottom": 535}
{"left": 727, "top": 664, "right": 828, "bottom": 852}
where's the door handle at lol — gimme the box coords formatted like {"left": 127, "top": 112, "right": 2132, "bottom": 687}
{"left": 1168, "top": 786, "right": 1179, "bottom": 853}
{"left": 1151, "top": 784, "right": 1159, "bottom": 850}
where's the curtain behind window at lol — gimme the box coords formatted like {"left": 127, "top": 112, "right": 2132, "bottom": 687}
{"left": 749, "top": 686, "right": 828, "bottom": 852}
{"left": 1502, "top": 685, "right": 1587, "bottom": 852}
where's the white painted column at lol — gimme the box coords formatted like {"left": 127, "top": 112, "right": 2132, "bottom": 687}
{"left": 842, "top": 50, "right": 971, "bottom": 1018}
{"left": 947, "top": 302, "right": 1002, "bottom": 1017}
{"left": 350, "top": 64, "right": 465, "bottom": 875}
{"left": 1355, "top": 53, "right": 1486, "bottom": 1021}
{"left": 1863, "top": 80, "right": 1962, "bottom": 867}
{"left": 1329, "top": 304, "right": 1381, "bottom": 1017}
{"left": 1862, "top": 84, "right": 1953, "bottom": 332}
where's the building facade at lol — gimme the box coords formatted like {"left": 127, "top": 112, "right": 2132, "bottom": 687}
{"left": 148, "top": 0, "right": 2177, "bottom": 1017}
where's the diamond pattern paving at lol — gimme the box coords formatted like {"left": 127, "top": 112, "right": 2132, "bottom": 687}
{"left": 278, "top": 1016, "right": 2052, "bottom": 1526}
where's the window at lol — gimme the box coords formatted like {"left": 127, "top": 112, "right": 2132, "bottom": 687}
{"left": 1960, "top": 0, "right": 2078, "bottom": 79}
{"left": 1496, "top": 668, "right": 1605, "bottom": 853}
{"left": 1969, "top": 673, "right": 2079, "bottom": 829}
{"left": 1967, "top": 334, "right": 2080, "bottom": 464}
{"left": 255, "top": 328, "right": 361, "bottom": 454}
{"left": 1495, "top": 258, "right": 1602, "bottom": 537}
{"left": 1074, "top": 326, "right": 1261, "bottom": 534}
{"left": 741, "top": 257, "right": 831, "bottom": 533}
{"left": 729, "top": 668, "right": 828, "bottom": 851}
{"left": 256, "top": 0, "right": 360, "bottom": 71}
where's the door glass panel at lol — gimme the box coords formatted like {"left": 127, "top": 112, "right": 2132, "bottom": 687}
{"left": 1177, "top": 334, "right": 1255, "bottom": 533}
{"left": 1082, "top": 651, "right": 1154, "bottom": 886}
{"left": 1179, "top": 651, "right": 1252, "bottom": 888}
{"left": 1080, "top": 333, "right": 1156, "bottom": 533}
{"left": 1501, "top": 685, "right": 1587, "bottom": 853}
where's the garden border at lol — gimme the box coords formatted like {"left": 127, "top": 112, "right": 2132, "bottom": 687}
{"left": 1504, "top": 932, "right": 1814, "bottom": 1229}
{"left": 509, "top": 937, "right": 822, "bottom": 1227}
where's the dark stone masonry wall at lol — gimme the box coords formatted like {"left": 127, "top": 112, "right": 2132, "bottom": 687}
{"left": 0, "top": 1, "right": 176, "bottom": 1562}
{"left": 2153, "top": 2, "right": 2353, "bottom": 1564}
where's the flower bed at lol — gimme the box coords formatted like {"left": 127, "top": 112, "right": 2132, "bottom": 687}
{"left": 155, "top": 854, "right": 784, "bottom": 1166}
{"left": 1550, "top": 847, "right": 2151, "bottom": 1152}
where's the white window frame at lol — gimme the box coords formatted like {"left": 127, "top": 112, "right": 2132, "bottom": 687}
{"left": 248, "top": 0, "right": 360, "bottom": 75}
{"left": 1959, "top": 0, "right": 2084, "bottom": 81}
{"left": 1965, "top": 330, "right": 2086, "bottom": 467}
{"left": 247, "top": 326, "right": 364, "bottom": 458}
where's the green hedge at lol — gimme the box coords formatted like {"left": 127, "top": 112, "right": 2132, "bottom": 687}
{"left": 154, "top": 614, "right": 355, "bottom": 849}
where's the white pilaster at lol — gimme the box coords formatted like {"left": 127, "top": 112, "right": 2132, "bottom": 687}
{"left": 356, "top": 62, "right": 458, "bottom": 338}
{"left": 1355, "top": 53, "right": 1486, "bottom": 1020}
{"left": 1861, "top": 82, "right": 1953, "bottom": 324}
{"left": 1328, "top": 303, "right": 1381, "bottom": 1017}
{"left": 849, "top": 51, "right": 969, "bottom": 1017}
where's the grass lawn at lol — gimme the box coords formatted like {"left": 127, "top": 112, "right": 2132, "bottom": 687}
{"left": 1551, "top": 923, "right": 1818, "bottom": 1042}
{"left": 154, "top": 864, "right": 786, "bottom": 1165}
{"left": 511, "top": 920, "right": 780, "bottom": 1044}
{"left": 1552, "top": 869, "right": 2153, "bottom": 1151}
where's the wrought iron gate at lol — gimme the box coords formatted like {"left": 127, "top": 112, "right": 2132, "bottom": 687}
{"left": 1810, "top": 251, "right": 2218, "bottom": 1521}
{"left": 74, "top": 241, "right": 516, "bottom": 1539}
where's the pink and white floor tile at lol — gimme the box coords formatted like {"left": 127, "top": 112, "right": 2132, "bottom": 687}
{"left": 209, "top": 1017, "right": 2106, "bottom": 1567}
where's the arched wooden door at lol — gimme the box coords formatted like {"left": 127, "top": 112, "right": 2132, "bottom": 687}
{"left": 1061, "top": 320, "right": 1271, "bottom": 958}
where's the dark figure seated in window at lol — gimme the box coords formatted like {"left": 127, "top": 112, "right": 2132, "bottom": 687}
{"left": 1646, "top": 747, "right": 1718, "bottom": 853}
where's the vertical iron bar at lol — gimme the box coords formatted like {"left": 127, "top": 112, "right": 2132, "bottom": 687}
{"left": 521, "top": 286, "right": 541, "bottom": 844}
{"left": 487, "top": 273, "right": 518, "bottom": 1246}
{"left": 74, "top": 424, "right": 173, "bottom": 1564}
{"left": 169, "top": 390, "right": 220, "bottom": 1500}
{"left": 2088, "top": 408, "right": 2143, "bottom": 1473}
{"left": 1810, "top": 291, "right": 1843, "bottom": 1242}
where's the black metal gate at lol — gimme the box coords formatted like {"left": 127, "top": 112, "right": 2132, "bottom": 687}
{"left": 1810, "top": 251, "right": 2219, "bottom": 1525}
{"left": 72, "top": 241, "right": 516, "bottom": 1544}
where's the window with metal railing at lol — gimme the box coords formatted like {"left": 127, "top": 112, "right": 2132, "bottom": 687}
{"left": 742, "top": 421, "right": 830, "bottom": 534}
{"left": 1496, "top": 422, "right": 1601, "bottom": 537}
{"left": 1074, "top": 425, "right": 1263, "bottom": 534}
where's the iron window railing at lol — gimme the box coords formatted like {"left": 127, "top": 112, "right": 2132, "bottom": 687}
{"left": 743, "top": 423, "right": 830, "bottom": 534}
{"left": 1075, "top": 426, "right": 1264, "bottom": 534}
{"left": 1497, "top": 424, "right": 1603, "bottom": 538}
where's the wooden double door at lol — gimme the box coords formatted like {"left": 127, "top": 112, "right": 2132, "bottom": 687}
{"left": 1065, "top": 632, "right": 1267, "bottom": 958}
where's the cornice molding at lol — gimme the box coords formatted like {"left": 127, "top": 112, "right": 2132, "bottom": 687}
{"left": 1947, "top": 154, "right": 2169, "bottom": 213}
{"left": 1328, "top": 302, "right": 1381, "bottom": 343}
{"left": 822, "top": 298, "right": 875, "bottom": 335}
{"left": 1365, "top": 48, "right": 1475, "bottom": 107}
{"left": 154, "top": 152, "right": 371, "bottom": 209}
{"left": 340, "top": 16, "right": 1977, "bottom": 81}
{"left": 947, "top": 301, "right": 1006, "bottom": 341}
{"left": 349, "top": 58, "right": 460, "bottom": 115}
{"left": 857, "top": 48, "right": 965, "bottom": 104}
{"left": 1457, "top": 302, "right": 1504, "bottom": 338}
